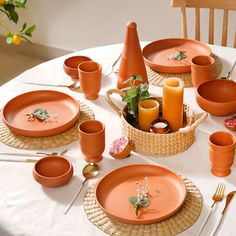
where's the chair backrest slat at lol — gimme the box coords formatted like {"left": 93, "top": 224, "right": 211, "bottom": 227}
{"left": 222, "top": 9, "right": 228, "bottom": 46}
{"left": 208, "top": 8, "right": 214, "bottom": 44}
{"left": 195, "top": 7, "right": 200, "bottom": 40}
{"left": 171, "top": 0, "right": 236, "bottom": 10}
{"left": 181, "top": 7, "right": 188, "bottom": 38}
{"left": 171, "top": 0, "right": 236, "bottom": 47}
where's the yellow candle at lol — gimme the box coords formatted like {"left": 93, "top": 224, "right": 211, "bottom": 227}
{"left": 162, "top": 78, "right": 184, "bottom": 132}
{"left": 138, "top": 99, "right": 159, "bottom": 131}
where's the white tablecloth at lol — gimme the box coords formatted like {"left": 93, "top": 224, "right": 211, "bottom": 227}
{"left": 0, "top": 43, "right": 235, "bottom": 236}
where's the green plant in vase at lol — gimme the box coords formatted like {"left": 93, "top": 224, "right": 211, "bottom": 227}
{"left": 122, "top": 75, "right": 151, "bottom": 126}
{"left": 0, "top": 0, "right": 36, "bottom": 45}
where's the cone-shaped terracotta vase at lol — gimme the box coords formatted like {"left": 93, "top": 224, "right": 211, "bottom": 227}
{"left": 117, "top": 21, "right": 148, "bottom": 89}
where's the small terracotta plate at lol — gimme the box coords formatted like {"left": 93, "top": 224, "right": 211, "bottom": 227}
{"left": 143, "top": 38, "right": 211, "bottom": 73}
{"left": 2, "top": 90, "right": 80, "bottom": 137}
{"left": 95, "top": 164, "right": 186, "bottom": 224}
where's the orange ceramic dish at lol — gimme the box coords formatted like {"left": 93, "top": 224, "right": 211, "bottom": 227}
{"left": 63, "top": 55, "right": 92, "bottom": 79}
{"left": 95, "top": 164, "right": 186, "bottom": 224}
{"left": 2, "top": 90, "right": 80, "bottom": 137}
{"left": 142, "top": 38, "right": 211, "bottom": 73}
{"left": 196, "top": 80, "right": 236, "bottom": 116}
{"left": 33, "top": 156, "right": 73, "bottom": 187}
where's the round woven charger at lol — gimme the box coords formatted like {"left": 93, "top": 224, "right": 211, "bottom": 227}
{"left": 147, "top": 53, "right": 222, "bottom": 87}
{"left": 0, "top": 102, "right": 94, "bottom": 150}
{"left": 84, "top": 177, "right": 202, "bottom": 236}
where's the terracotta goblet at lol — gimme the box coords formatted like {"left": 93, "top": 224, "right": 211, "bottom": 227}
{"left": 78, "top": 61, "right": 102, "bottom": 100}
{"left": 78, "top": 120, "right": 105, "bottom": 163}
{"left": 191, "top": 55, "right": 214, "bottom": 87}
{"left": 209, "top": 131, "right": 236, "bottom": 177}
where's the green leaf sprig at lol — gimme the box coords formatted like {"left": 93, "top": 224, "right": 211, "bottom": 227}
{"left": 167, "top": 49, "right": 187, "bottom": 61}
{"left": 0, "top": 0, "right": 36, "bottom": 45}
{"left": 128, "top": 177, "right": 150, "bottom": 216}
{"left": 122, "top": 75, "right": 151, "bottom": 123}
{"left": 26, "top": 108, "right": 49, "bottom": 121}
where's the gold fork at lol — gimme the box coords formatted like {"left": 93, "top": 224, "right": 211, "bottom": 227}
{"left": 198, "top": 183, "right": 226, "bottom": 235}
{"left": 104, "top": 52, "right": 122, "bottom": 76}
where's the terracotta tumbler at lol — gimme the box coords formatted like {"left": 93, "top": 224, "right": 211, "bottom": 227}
{"left": 209, "top": 131, "right": 236, "bottom": 177}
{"left": 117, "top": 21, "right": 148, "bottom": 89}
{"left": 78, "top": 61, "right": 102, "bottom": 100}
{"left": 78, "top": 120, "right": 105, "bottom": 163}
{"left": 191, "top": 55, "right": 214, "bottom": 87}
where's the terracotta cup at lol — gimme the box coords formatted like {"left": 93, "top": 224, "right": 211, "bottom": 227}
{"left": 138, "top": 99, "right": 159, "bottom": 132}
{"left": 191, "top": 55, "right": 214, "bottom": 87}
{"left": 78, "top": 120, "right": 105, "bottom": 163}
{"left": 78, "top": 61, "right": 102, "bottom": 100}
{"left": 208, "top": 131, "right": 236, "bottom": 177}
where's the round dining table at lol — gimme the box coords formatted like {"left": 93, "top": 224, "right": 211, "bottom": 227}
{"left": 0, "top": 42, "right": 235, "bottom": 236}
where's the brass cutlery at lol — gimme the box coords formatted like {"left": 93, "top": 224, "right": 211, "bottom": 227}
{"left": 0, "top": 158, "right": 38, "bottom": 163}
{"left": 64, "top": 163, "right": 100, "bottom": 214}
{"left": 0, "top": 149, "right": 68, "bottom": 163}
{"left": 104, "top": 51, "right": 122, "bottom": 76}
{"left": 210, "top": 191, "right": 236, "bottom": 236}
{"left": 0, "top": 152, "right": 45, "bottom": 157}
{"left": 221, "top": 60, "right": 236, "bottom": 80}
{"left": 198, "top": 183, "right": 226, "bottom": 235}
{"left": 23, "top": 82, "right": 80, "bottom": 90}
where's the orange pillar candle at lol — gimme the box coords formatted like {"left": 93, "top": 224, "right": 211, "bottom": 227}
{"left": 162, "top": 78, "right": 184, "bottom": 132}
{"left": 138, "top": 99, "right": 159, "bottom": 132}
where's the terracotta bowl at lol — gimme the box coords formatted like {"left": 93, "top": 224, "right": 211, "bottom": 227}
{"left": 33, "top": 156, "right": 73, "bottom": 187}
{"left": 196, "top": 79, "right": 236, "bottom": 116}
{"left": 63, "top": 56, "right": 92, "bottom": 79}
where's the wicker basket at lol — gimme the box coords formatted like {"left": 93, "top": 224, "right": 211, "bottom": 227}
{"left": 105, "top": 89, "right": 208, "bottom": 156}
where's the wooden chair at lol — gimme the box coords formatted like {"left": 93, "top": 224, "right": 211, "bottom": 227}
{"left": 170, "top": 0, "right": 236, "bottom": 48}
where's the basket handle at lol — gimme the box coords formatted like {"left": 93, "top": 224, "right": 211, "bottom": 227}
{"left": 179, "top": 112, "right": 208, "bottom": 133}
{"left": 105, "top": 89, "right": 126, "bottom": 117}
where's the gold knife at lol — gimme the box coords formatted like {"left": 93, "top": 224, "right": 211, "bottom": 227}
{"left": 0, "top": 158, "right": 38, "bottom": 163}
{"left": 210, "top": 191, "right": 236, "bottom": 236}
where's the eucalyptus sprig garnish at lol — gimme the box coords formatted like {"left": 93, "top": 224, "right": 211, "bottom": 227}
{"left": 26, "top": 108, "right": 49, "bottom": 121}
{"left": 128, "top": 177, "right": 150, "bottom": 217}
{"left": 122, "top": 75, "right": 151, "bottom": 123}
{"left": 167, "top": 49, "right": 187, "bottom": 61}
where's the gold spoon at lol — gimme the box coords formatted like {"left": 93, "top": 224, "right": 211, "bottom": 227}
{"left": 23, "top": 82, "right": 80, "bottom": 90}
{"left": 64, "top": 163, "right": 100, "bottom": 214}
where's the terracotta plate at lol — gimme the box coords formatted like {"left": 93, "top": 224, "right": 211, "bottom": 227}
{"left": 2, "top": 90, "right": 80, "bottom": 137}
{"left": 95, "top": 164, "right": 186, "bottom": 224}
{"left": 143, "top": 38, "right": 211, "bottom": 73}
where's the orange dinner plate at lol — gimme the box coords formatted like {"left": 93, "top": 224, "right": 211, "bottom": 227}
{"left": 143, "top": 38, "right": 211, "bottom": 73}
{"left": 2, "top": 90, "right": 80, "bottom": 137}
{"left": 95, "top": 164, "right": 186, "bottom": 224}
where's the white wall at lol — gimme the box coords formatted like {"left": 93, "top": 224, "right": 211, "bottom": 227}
{"left": 1, "top": 0, "right": 236, "bottom": 51}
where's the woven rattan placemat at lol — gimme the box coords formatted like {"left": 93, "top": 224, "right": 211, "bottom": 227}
{"left": 0, "top": 102, "right": 94, "bottom": 150}
{"left": 84, "top": 177, "right": 202, "bottom": 236}
{"left": 147, "top": 53, "right": 222, "bottom": 87}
